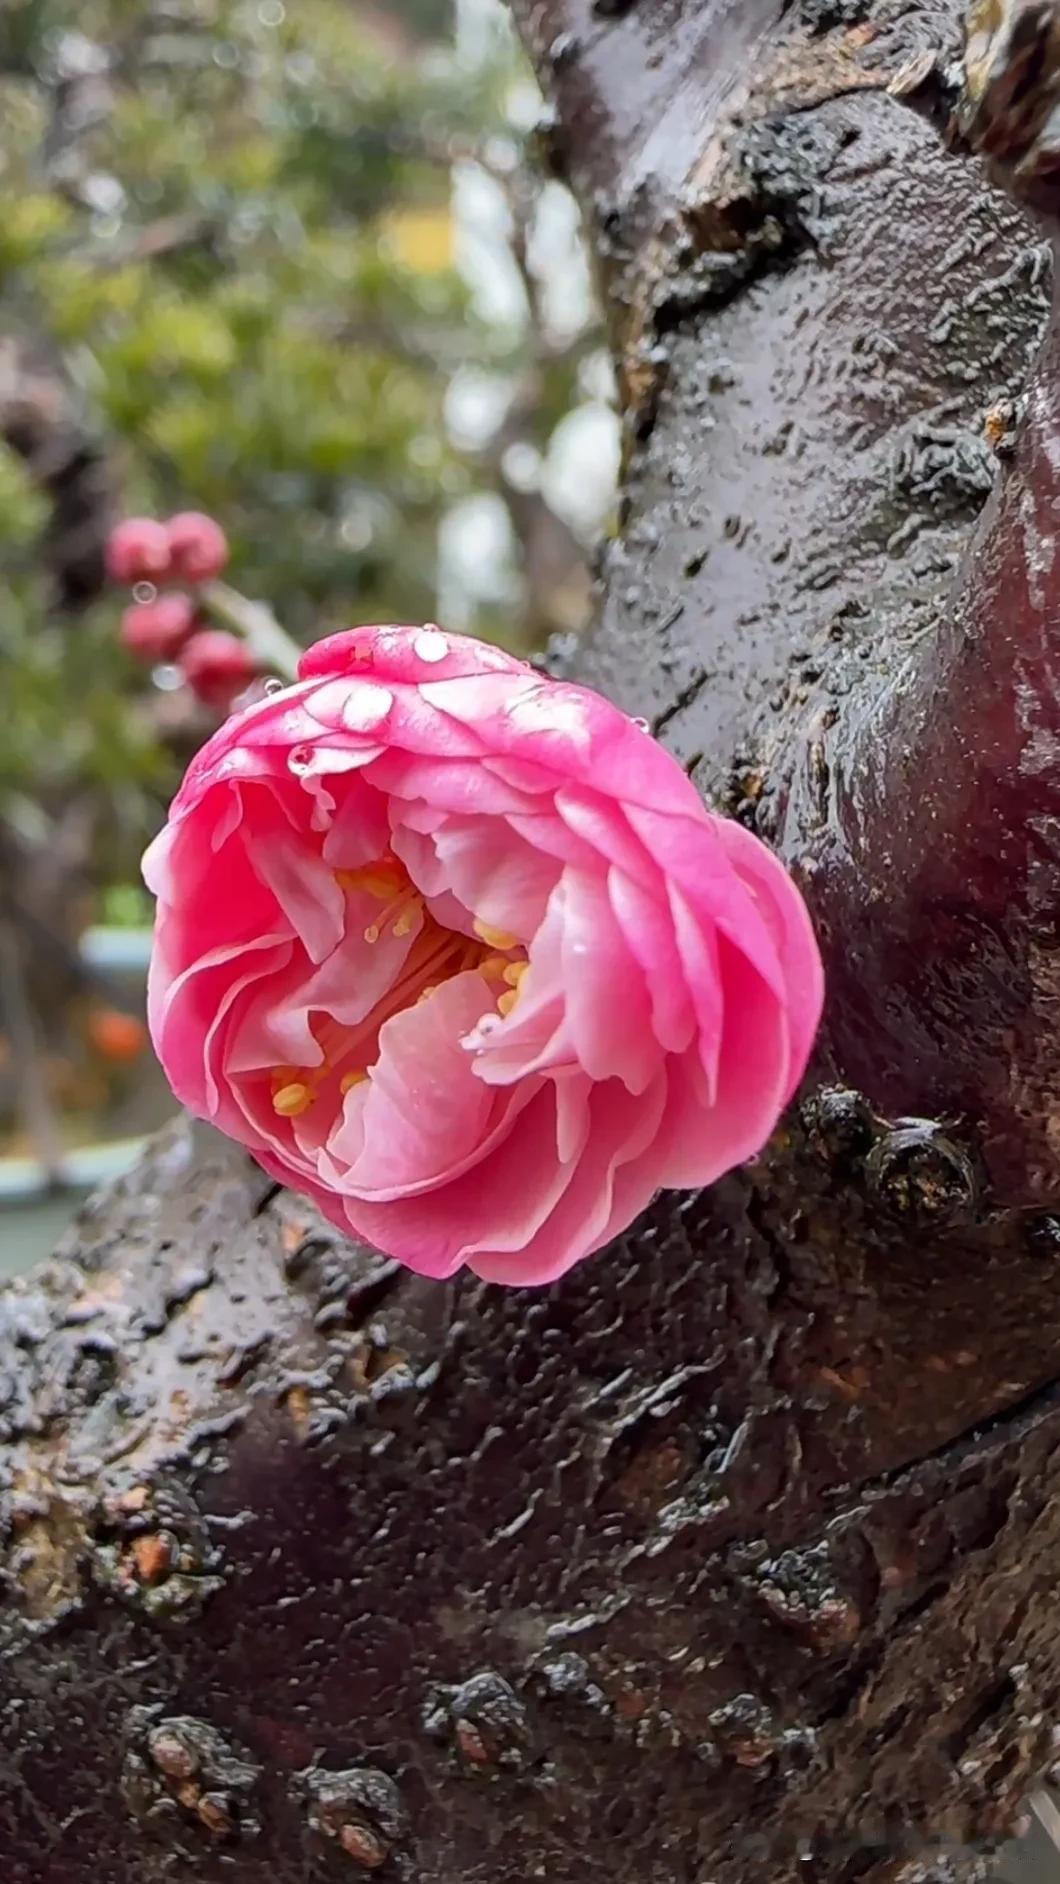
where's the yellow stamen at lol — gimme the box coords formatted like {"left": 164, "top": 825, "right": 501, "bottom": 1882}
{"left": 473, "top": 919, "right": 519, "bottom": 951}
{"left": 497, "top": 989, "right": 519, "bottom": 1018}
{"left": 336, "top": 862, "right": 407, "bottom": 899}
{"left": 268, "top": 905, "right": 499, "bottom": 1119}
{"left": 478, "top": 953, "right": 510, "bottom": 980}
{"left": 502, "top": 960, "right": 528, "bottom": 988}
{"left": 356, "top": 876, "right": 424, "bottom": 945}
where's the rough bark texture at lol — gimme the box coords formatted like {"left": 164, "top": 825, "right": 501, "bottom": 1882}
{"left": 4, "top": 2, "right": 1060, "bottom": 1880}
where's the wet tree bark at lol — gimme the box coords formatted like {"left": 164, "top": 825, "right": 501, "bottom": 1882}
{"left": 4, "top": 2, "right": 1060, "bottom": 1879}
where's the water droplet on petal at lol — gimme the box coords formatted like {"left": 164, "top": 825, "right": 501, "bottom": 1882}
{"left": 288, "top": 745, "right": 312, "bottom": 775}
{"left": 632, "top": 716, "right": 650, "bottom": 732}
{"left": 264, "top": 677, "right": 285, "bottom": 696}
{"left": 462, "top": 1016, "right": 500, "bottom": 1051}
{"left": 342, "top": 681, "right": 394, "bottom": 732}
{"left": 132, "top": 581, "right": 157, "bottom": 605}
{"left": 414, "top": 626, "right": 449, "bottom": 664}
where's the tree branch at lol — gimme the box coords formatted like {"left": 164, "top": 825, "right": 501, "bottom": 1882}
{"left": 201, "top": 581, "right": 302, "bottom": 682}
{"left": 781, "top": 3, "right": 1060, "bottom": 1203}
{"left": 9, "top": 5, "right": 1060, "bottom": 1881}
{"left": 506, "top": 0, "right": 789, "bottom": 296}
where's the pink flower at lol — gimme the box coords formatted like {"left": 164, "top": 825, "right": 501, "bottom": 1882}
{"left": 144, "top": 625, "right": 823, "bottom": 1285}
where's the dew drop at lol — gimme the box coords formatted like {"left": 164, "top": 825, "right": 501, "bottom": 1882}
{"left": 414, "top": 626, "right": 449, "bottom": 664}
{"left": 342, "top": 681, "right": 393, "bottom": 731}
{"left": 132, "top": 581, "right": 157, "bottom": 605}
{"left": 264, "top": 677, "right": 285, "bottom": 697}
{"left": 468, "top": 1017, "right": 504, "bottom": 1047}
{"left": 632, "top": 716, "right": 650, "bottom": 732}
{"left": 288, "top": 745, "right": 312, "bottom": 775}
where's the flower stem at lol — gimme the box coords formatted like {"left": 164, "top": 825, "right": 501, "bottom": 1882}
{"left": 201, "top": 579, "right": 302, "bottom": 681}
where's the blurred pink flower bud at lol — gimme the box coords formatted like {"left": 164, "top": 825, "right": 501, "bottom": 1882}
{"left": 106, "top": 517, "right": 173, "bottom": 585}
{"left": 167, "top": 511, "right": 230, "bottom": 584}
{"left": 120, "top": 593, "right": 198, "bottom": 662}
{"left": 179, "top": 628, "right": 256, "bottom": 708}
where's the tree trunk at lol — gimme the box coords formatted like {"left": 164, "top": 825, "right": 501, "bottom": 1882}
{"left": 5, "top": 3, "right": 1060, "bottom": 1879}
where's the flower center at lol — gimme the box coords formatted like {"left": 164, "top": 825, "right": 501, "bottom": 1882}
{"left": 268, "top": 855, "right": 527, "bottom": 1117}
{"left": 335, "top": 858, "right": 424, "bottom": 943}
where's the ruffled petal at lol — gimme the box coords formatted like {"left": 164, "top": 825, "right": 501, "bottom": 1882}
{"left": 320, "top": 780, "right": 392, "bottom": 870}
{"left": 652, "top": 941, "right": 790, "bottom": 1188}
{"left": 150, "top": 932, "right": 292, "bottom": 1117}
{"left": 249, "top": 828, "right": 345, "bottom": 965}
{"left": 559, "top": 870, "right": 658, "bottom": 1093}
{"left": 145, "top": 622, "right": 824, "bottom": 1290}
{"left": 329, "top": 973, "right": 500, "bottom": 1198}
{"left": 712, "top": 818, "right": 824, "bottom": 1097}
{"left": 462, "top": 879, "right": 571, "bottom": 1082}
{"left": 340, "top": 1080, "right": 583, "bottom": 1279}
{"left": 667, "top": 881, "right": 724, "bottom": 1099}
{"left": 416, "top": 673, "right": 708, "bottom": 815}
{"left": 608, "top": 868, "right": 696, "bottom": 1056}
{"left": 224, "top": 894, "right": 420, "bottom": 1076}
{"left": 556, "top": 789, "right": 659, "bottom": 882}
{"left": 428, "top": 815, "right": 560, "bottom": 942}
{"left": 469, "top": 1069, "right": 668, "bottom": 1284}
{"left": 626, "top": 803, "right": 786, "bottom": 1004}
{"left": 367, "top": 750, "right": 545, "bottom": 818}
{"left": 298, "top": 622, "right": 527, "bottom": 687}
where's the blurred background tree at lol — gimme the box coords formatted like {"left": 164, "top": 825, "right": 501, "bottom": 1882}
{"left": 0, "top": 0, "right": 617, "bottom": 1177}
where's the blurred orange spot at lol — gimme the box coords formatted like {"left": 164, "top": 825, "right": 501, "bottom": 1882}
{"left": 88, "top": 1007, "right": 148, "bottom": 1063}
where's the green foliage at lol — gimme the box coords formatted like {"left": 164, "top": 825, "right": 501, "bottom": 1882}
{"left": 0, "top": 0, "right": 507, "bottom": 636}
{"left": 2, "top": 446, "right": 168, "bottom": 864}
{"left": 1, "top": 0, "right": 601, "bottom": 905}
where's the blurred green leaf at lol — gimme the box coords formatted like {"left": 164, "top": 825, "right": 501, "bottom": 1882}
{"left": 1, "top": 0, "right": 606, "bottom": 914}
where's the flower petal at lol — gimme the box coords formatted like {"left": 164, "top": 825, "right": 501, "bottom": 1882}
{"left": 332, "top": 973, "right": 500, "bottom": 1198}
{"left": 340, "top": 1080, "right": 583, "bottom": 1279}
{"left": 145, "top": 622, "right": 824, "bottom": 1290}
{"left": 712, "top": 818, "right": 824, "bottom": 1096}
{"left": 469, "top": 1069, "right": 668, "bottom": 1284}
